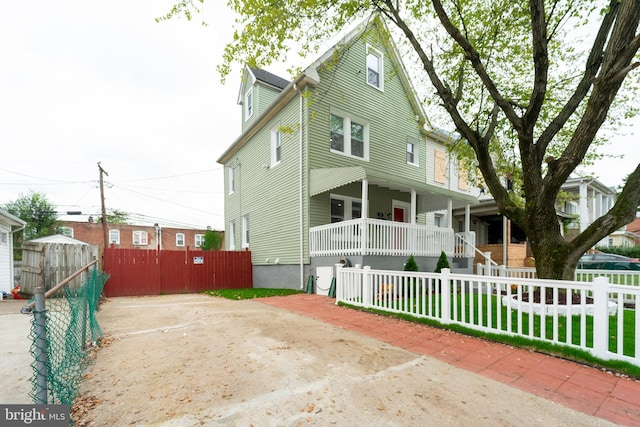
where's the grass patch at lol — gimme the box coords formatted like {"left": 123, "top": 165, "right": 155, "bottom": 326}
{"left": 203, "top": 288, "right": 304, "bottom": 300}
{"left": 338, "top": 298, "right": 640, "bottom": 379}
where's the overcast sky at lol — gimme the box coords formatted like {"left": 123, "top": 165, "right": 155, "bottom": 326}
{"left": 1, "top": 1, "right": 637, "bottom": 231}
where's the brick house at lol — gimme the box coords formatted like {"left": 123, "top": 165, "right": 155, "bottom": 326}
{"left": 60, "top": 221, "right": 223, "bottom": 251}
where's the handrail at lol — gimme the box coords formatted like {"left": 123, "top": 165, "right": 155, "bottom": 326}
{"left": 455, "top": 232, "right": 498, "bottom": 266}
{"left": 21, "top": 259, "right": 99, "bottom": 313}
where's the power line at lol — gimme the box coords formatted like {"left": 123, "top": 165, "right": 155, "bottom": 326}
{"left": 111, "top": 167, "right": 222, "bottom": 183}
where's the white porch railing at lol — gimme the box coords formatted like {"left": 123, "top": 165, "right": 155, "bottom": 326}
{"left": 309, "top": 218, "right": 475, "bottom": 258}
{"left": 336, "top": 265, "right": 640, "bottom": 368}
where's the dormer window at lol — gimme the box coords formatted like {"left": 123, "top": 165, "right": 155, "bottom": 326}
{"left": 366, "top": 45, "right": 384, "bottom": 91}
{"left": 245, "top": 87, "right": 254, "bottom": 120}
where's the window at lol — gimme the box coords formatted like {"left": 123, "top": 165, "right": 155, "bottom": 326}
{"left": 271, "top": 124, "right": 282, "bottom": 166}
{"left": 0, "top": 232, "right": 7, "bottom": 245}
{"left": 228, "top": 167, "right": 235, "bottom": 195}
{"left": 245, "top": 87, "right": 253, "bottom": 120}
{"left": 434, "top": 214, "right": 443, "bottom": 228}
{"left": 242, "top": 216, "right": 249, "bottom": 248}
{"left": 434, "top": 149, "right": 446, "bottom": 184}
{"left": 329, "top": 111, "right": 369, "bottom": 159}
{"left": 229, "top": 220, "right": 236, "bottom": 250}
{"left": 132, "top": 230, "right": 148, "bottom": 246}
{"left": 366, "top": 45, "right": 384, "bottom": 90}
{"left": 407, "top": 139, "right": 418, "bottom": 165}
{"left": 195, "top": 234, "right": 205, "bottom": 248}
{"left": 109, "top": 229, "right": 120, "bottom": 245}
{"left": 331, "top": 195, "right": 362, "bottom": 223}
{"left": 176, "top": 233, "right": 185, "bottom": 247}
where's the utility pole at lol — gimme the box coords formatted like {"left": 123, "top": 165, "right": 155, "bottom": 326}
{"left": 98, "top": 162, "right": 109, "bottom": 249}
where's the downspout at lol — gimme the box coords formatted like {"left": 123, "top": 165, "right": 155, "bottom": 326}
{"left": 294, "top": 82, "right": 304, "bottom": 289}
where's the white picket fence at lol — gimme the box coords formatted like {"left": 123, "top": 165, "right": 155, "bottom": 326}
{"left": 476, "top": 264, "right": 640, "bottom": 304}
{"left": 335, "top": 265, "right": 640, "bottom": 368}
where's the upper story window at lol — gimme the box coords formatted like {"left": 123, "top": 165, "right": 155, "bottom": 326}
{"left": 0, "top": 232, "right": 8, "bottom": 245}
{"left": 132, "top": 230, "right": 148, "bottom": 246}
{"left": 229, "top": 220, "right": 236, "bottom": 250}
{"left": 329, "top": 110, "right": 369, "bottom": 160}
{"left": 271, "top": 124, "right": 282, "bottom": 167}
{"left": 109, "top": 229, "right": 120, "bottom": 245}
{"left": 407, "top": 138, "right": 418, "bottom": 165}
{"left": 366, "top": 45, "right": 384, "bottom": 90}
{"left": 195, "top": 234, "right": 205, "bottom": 248}
{"left": 245, "top": 87, "right": 254, "bottom": 120}
{"left": 176, "top": 233, "right": 185, "bottom": 247}
{"left": 228, "top": 167, "right": 235, "bottom": 195}
{"left": 242, "top": 216, "right": 250, "bottom": 248}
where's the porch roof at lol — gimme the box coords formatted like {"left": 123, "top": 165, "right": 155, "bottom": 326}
{"left": 310, "top": 166, "right": 478, "bottom": 211}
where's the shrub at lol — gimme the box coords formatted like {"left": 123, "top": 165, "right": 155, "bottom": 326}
{"left": 435, "top": 251, "right": 450, "bottom": 273}
{"left": 404, "top": 255, "right": 419, "bottom": 272}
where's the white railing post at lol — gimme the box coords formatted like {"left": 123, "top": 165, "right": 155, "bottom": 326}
{"left": 335, "top": 263, "right": 344, "bottom": 304}
{"left": 440, "top": 268, "right": 451, "bottom": 324}
{"left": 484, "top": 252, "right": 492, "bottom": 276}
{"left": 592, "top": 277, "right": 610, "bottom": 359}
{"left": 499, "top": 265, "right": 506, "bottom": 277}
{"left": 362, "top": 266, "right": 372, "bottom": 307}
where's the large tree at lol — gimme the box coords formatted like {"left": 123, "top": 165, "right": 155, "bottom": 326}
{"left": 171, "top": 0, "right": 640, "bottom": 279}
{"left": 2, "top": 191, "right": 60, "bottom": 259}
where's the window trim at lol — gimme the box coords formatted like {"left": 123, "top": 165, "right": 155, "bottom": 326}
{"left": 366, "top": 44, "right": 384, "bottom": 91}
{"left": 176, "top": 233, "right": 185, "bottom": 247}
{"left": 229, "top": 220, "right": 236, "bottom": 250}
{"left": 228, "top": 167, "right": 235, "bottom": 195}
{"left": 244, "top": 87, "right": 253, "bottom": 120}
{"left": 109, "top": 229, "right": 120, "bottom": 245}
{"left": 271, "top": 124, "right": 282, "bottom": 167}
{"left": 195, "top": 234, "right": 205, "bottom": 248}
{"left": 329, "top": 108, "right": 369, "bottom": 161}
{"left": 132, "top": 230, "right": 148, "bottom": 246}
{"left": 407, "top": 138, "right": 418, "bottom": 166}
{"left": 242, "top": 215, "right": 249, "bottom": 249}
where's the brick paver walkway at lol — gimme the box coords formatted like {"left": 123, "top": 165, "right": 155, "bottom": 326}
{"left": 258, "top": 294, "right": 640, "bottom": 426}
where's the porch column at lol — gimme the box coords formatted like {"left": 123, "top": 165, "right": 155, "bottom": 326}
{"left": 464, "top": 204, "right": 470, "bottom": 232}
{"left": 410, "top": 189, "right": 417, "bottom": 225}
{"left": 361, "top": 179, "right": 369, "bottom": 219}
{"left": 447, "top": 199, "right": 453, "bottom": 228}
{"left": 361, "top": 179, "right": 368, "bottom": 256}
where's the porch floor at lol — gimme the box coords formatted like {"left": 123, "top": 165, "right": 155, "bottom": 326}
{"left": 258, "top": 293, "right": 640, "bottom": 426}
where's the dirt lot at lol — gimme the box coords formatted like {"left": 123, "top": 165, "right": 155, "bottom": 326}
{"left": 74, "top": 294, "right": 614, "bottom": 426}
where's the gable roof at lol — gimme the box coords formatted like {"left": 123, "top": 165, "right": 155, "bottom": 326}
{"left": 219, "top": 15, "right": 434, "bottom": 164}
{"left": 250, "top": 67, "right": 290, "bottom": 90}
{"left": 26, "top": 234, "right": 92, "bottom": 245}
{"left": 0, "top": 208, "right": 27, "bottom": 228}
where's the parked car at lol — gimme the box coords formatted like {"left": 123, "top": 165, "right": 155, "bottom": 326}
{"left": 578, "top": 253, "right": 640, "bottom": 270}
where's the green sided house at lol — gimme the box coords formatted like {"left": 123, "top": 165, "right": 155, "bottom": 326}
{"left": 217, "top": 17, "right": 479, "bottom": 289}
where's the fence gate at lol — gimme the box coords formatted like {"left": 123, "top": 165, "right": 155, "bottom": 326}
{"left": 103, "top": 248, "right": 252, "bottom": 297}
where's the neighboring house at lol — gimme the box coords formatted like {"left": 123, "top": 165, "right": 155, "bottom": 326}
{"left": 217, "top": 17, "right": 479, "bottom": 289}
{"left": 60, "top": 221, "right": 220, "bottom": 252}
{"left": 453, "top": 176, "right": 618, "bottom": 267}
{"left": 0, "top": 209, "right": 26, "bottom": 295}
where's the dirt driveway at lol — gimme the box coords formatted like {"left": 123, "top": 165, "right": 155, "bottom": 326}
{"left": 75, "top": 294, "right": 613, "bottom": 426}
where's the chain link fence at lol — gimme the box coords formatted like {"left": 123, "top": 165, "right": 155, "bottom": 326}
{"left": 24, "top": 264, "right": 108, "bottom": 406}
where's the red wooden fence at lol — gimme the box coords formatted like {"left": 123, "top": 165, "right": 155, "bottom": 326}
{"left": 103, "top": 248, "right": 252, "bottom": 297}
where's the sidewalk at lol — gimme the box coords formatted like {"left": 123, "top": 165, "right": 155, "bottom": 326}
{"left": 258, "top": 294, "right": 640, "bottom": 427}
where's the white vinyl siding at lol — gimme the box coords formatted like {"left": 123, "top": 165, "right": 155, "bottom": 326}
{"left": 228, "top": 221, "right": 236, "bottom": 250}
